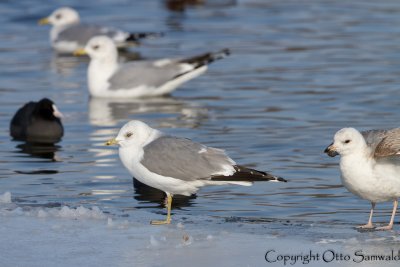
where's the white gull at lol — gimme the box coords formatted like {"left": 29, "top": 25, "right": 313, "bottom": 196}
{"left": 106, "top": 120, "right": 286, "bottom": 225}
{"left": 74, "top": 36, "right": 230, "bottom": 98}
{"left": 325, "top": 127, "right": 400, "bottom": 230}
{"left": 39, "top": 7, "right": 161, "bottom": 53}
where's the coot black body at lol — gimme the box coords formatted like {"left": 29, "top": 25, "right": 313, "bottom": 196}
{"left": 10, "top": 98, "right": 64, "bottom": 143}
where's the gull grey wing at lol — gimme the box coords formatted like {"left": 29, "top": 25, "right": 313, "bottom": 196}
{"left": 108, "top": 61, "right": 185, "bottom": 90}
{"left": 57, "top": 24, "right": 124, "bottom": 46}
{"left": 361, "top": 129, "right": 388, "bottom": 150}
{"left": 57, "top": 24, "right": 106, "bottom": 45}
{"left": 373, "top": 128, "right": 400, "bottom": 158}
{"left": 141, "top": 136, "right": 235, "bottom": 181}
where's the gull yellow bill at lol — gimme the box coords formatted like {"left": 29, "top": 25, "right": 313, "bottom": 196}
{"left": 38, "top": 17, "right": 50, "bottom": 25}
{"left": 73, "top": 48, "right": 87, "bottom": 56}
{"left": 105, "top": 138, "right": 118, "bottom": 146}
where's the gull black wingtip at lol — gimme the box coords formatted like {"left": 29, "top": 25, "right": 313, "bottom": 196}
{"left": 211, "top": 166, "right": 286, "bottom": 183}
{"left": 126, "top": 32, "right": 165, "bottom": 42}
{"left": 276, "top": 176, "right": 288, "bottom": 183}
{"left": 179, "top": 48, "right": 231, "bottom": 68}
{"left": 221, "top": 48, "right": 231, "bottom": 56}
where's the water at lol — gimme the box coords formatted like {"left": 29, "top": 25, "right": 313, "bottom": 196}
{"left": 1, "top": 0, "right": 400, "bottom": 238}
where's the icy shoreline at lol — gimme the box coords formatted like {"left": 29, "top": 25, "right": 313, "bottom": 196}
{"left": 1, "top": 192, "right": 399, "bottom": 267}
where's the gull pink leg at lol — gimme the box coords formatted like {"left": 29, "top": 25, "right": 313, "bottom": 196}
{"left": 357, "top": 202, "right": 375, "bottom": 229}
{"left": 376, "top": 199, "right": 398, "bottom": 231}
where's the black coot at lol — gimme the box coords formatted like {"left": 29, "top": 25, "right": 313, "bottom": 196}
{"left": 10, "top": 98, "right": 64, "bottom": 143}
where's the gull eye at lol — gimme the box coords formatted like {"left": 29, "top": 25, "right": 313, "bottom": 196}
{"left": 55, "top": 14, "right": 62, "bottom": 19}
{"left": 125, "top": 132, "right": 133, "bottom": 138}
{"left": 344, "top": 139, "right": 351, "bottom": 144}
{"left": 92, "top": 45, "right": 99, "bottom": 50}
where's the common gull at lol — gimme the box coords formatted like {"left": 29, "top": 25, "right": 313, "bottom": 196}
{"left": 39, "top": 7, "right": 162, "bottom": 53}
{"left": 106, "top": 120, "right": 286, "bottom": 225}
{"left": 325, "top": 127, "right": 400, "bottom": 230}
{"left": 74, "top": 36, "right": 230, "bottom": 98}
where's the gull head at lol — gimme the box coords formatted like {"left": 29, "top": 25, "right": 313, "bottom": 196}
{"left": 106, "top": 120, "right": 156, "bottom": 148}
{"left": 76, "top": 36, "right": 118, "bottom": 60}
{"left": 39, "top": 7, "right": 80, "bottom": 27}
{"left": 324, "top": 127, "right": 365, "bottom": 157}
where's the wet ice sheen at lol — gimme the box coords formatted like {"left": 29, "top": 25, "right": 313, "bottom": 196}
{"left": 1, "top": 193, "right": 400, "bottom": 267}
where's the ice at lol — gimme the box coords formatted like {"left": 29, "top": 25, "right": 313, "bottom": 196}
{"left": 0, "top": 192, "right": 304, "bottom": 267}
{"left": 0, "top": 191, "right": 11, "bottom": 203}
{"left": 1, "top": 192, "right": 399, "bottom": 267}
{"left": 1, "top": 203, "right": 106, "bottom": 221}
{"left": 56, "top": 205, "right": 106, "bottom": 219}
{"left": 149, "top": 235, "right": 161, "bottom": 247}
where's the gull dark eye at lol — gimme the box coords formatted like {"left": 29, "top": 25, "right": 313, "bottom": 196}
{"left": 92, "top": 45, "right": 99, "bottom": 50}
{"left": 344, "top": 139, "right": 351, "bottom": 144}
{"left": 125, "top": 132, "right": 133, "bottom": 138}
{"left": 55, "top": 14, "right": 62, "bottom": 19}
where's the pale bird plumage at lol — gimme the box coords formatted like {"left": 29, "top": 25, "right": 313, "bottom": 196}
{"left": 325, "top": 127, "right": 400, "bottom": 230}
{"left": 77, "top": 36, "right": 230, "bottom": 98}
{"left": 106, "top": 120, "right": 285, "bottom": 224}
{"left": 39, "top": 7, "right": 162, "bottom": 53}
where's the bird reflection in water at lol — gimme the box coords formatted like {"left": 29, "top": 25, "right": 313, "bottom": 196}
{"left": 15, "top": 142, "right": 61, "bottom": 162}
{"left": 164, "top": 0, "right": 237, "bottom": 12}
{"left": 133, "top": 178, "right": 196, "bottom": 209}
{"left": 164, "top": 0, "right": 237, "bottom": 33}
{"left": 88, "top": 96, "right": 209, "bottom": 128}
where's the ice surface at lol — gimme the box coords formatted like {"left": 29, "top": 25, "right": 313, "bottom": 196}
{"left": 0, "top": 192, "right": 11, "bottom": 203}
{"left": 0, "top": 192, "right": 399, "bottom": 267}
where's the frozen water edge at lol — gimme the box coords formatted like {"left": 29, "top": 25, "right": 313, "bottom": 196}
{"left": 1, "top": 192, "right": 400, "bottom": 267}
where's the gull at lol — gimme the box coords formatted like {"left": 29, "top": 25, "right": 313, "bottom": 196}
{"left": 106, "top": 120, "right": 286, "bottom": 225}
{"left": 325, "top": 127, "right": 400, "bottom": 230}
{"left": 38, "top": 7, "right": 162, "bottom": 53}
{"left": 74, "top": 36, "right": 230, "bottom": 98}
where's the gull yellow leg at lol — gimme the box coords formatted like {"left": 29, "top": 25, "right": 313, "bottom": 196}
{"left": 151, "top": 194, "right": 172, "bottom": 225}
{"left": 376, "top": 199, "right": 398, "bottom": 231}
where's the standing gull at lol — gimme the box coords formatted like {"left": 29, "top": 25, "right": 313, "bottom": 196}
{"left": 74, "top": 36, "right": 230, "bottom": 98}
{"left": 325, "top": 127, "right": 400, "bottom": 230}
{"left": 38, "top": 7, "right": 162, "bottom": 53}
{"left": 106, "top": 120, "right": 286, "bottom": 225}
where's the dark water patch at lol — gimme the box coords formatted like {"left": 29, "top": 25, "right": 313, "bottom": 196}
{"left": 15, "top": 170, "right": 59, "bottom": 175}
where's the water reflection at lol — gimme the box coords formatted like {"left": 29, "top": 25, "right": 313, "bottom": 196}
{"left": 164, "top": 0, "right": 238, "bottom": 32}
{"left": 49, "top": 53, "right": 87, "bottom": 76}
{"left": 165, "top": 0, "right": 205, "bottom": 12}
{"left": 133, "top": 179, "right": 196, "bottom": 209}
{"left": 15, "top": 142, "right": 61, "bottom": 162}
{"left": 88, "top": 96, "right": 209, "bottom": 127}
{"left": 164, "top": 0, "right": 237, "bottom": 12}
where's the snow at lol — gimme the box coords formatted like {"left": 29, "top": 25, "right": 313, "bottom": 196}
{"left": 0, "top": 192, "right": 399, "bottom": 267}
